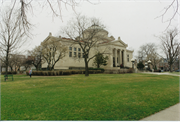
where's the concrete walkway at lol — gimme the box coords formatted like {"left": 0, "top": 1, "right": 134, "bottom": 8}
{"left": 141, "top": 72, "right": 180, "bottom": 76}
{"left": 140, "top": 103, "right": 180, "bottom": 121}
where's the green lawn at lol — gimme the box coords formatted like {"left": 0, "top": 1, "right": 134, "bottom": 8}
{"left": 1, "top": 73, "right": 179, "bottom": 120}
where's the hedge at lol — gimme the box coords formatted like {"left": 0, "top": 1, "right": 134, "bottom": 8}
{"left": 1, "top": 71, "right": 17, "bottom": 75}
{"left": 25, "top": 69, "right": 104, "bottom": 76}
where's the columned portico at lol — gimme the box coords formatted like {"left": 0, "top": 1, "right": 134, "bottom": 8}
{"left": 113, "top": 48, "right": 125, "bottom": 67}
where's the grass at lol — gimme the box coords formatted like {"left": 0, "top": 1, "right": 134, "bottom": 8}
{"left": 1, "top": 73, "right": 179, "bottom": 120}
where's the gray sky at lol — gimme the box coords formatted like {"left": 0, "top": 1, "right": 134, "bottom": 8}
{"left": 1, "top": 0, "right": 179, "bottom": 57}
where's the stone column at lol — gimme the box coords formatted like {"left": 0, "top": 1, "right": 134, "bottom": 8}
{"left": 115, "top": 48, "right": 117, "bottom": 67}
{"left": 123, "top": 49, "right": 127, "bottom": 67}
{"left": 119, "top": 49, "right": 121, "bottom": 66}
{"left": 110, "top": 49, "right": 113, "bottom": 68}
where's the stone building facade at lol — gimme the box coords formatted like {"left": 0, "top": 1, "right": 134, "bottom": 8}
{"left": 42, "top": 28, "right": 133, "bottom": 70}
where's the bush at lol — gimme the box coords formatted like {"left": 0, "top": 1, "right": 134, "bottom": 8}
{"left": 58, "top": 71, "right": 62, "bottom": 75}
{"left": 80, "top": 70, "right": 85, "bottom": 74}
{"left": 71, "top": 70, "right": 79, "bottom": 74}
{"left": 2, "top": 71, "right": 17, "bottom": 75}
{"left": 89, "top": 70, "right": 94, "bottom": 74}
{"left": 26, "top": 71, "right": 29, "bottom": 75}
{"left": 88, "top": 68, "right": 104, "bottom": 72}
{"left": 32, "top": 71, "right": 36, "bottom": 75}
{"left": 96, "top": 70, "right": 102, "bottom": 73}
{"left": 120, "top": 64, "right": 124, "bottom": 68}
{"left": 52, "top": 71, "right": 56, "bottom": 76}
{"left": 37, "top": 71, "right": 42, "bottom": 76}
{"left": 137, "top": 62, "right": 144, "bottom": 70}
{"left": 62, "top": 71, "right": 71, "bottom": 75}
{"left": 154, "top": 70, "right": 161, "bottom": 72}
{"left": 48, "top": 71, "right": 53, "bottom": 76}
{"left": 55, "top": 71, "right": 59, "bottom": 76}
{"left": 127, "top": 68, "right": 133, "bottom": 73}
{"left": 45, "top": 72, "right": 48, "bottom": 76}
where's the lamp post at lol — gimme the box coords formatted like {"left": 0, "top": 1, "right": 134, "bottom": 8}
{"left": 148, "top": 60, "right": 151, "bottom": 70}
{"left": 131, "top": 58, "right": 135, "bottom": 69}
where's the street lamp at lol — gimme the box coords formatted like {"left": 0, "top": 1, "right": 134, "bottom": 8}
{"left": 131, "top": 58, "right": 135, "bottom": 69}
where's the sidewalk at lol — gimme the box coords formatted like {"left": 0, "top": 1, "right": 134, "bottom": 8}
{"left": 140, "top": 103, "right": 180, "bottom": 121}
{"left": 141, "top": 72, "right": 180, "bottom": 76}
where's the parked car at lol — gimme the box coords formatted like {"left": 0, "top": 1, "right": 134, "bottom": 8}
{"left": 175, "top": 69, "right": 179, "bottom": 72}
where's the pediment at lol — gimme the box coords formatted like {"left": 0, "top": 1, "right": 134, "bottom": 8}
{"left": 111, "top": 40, "right": 128, "bottom": 47}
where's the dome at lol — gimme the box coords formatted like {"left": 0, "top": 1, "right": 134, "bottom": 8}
{"left": 87, "top": 24, "right": 108, "bottom": 35}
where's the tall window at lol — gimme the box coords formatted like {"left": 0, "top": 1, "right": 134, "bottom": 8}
{"left": 127, "top": 55, "right": 129, "bottom": 62}
{"left": 69, "top": 47, "right": 72, "bottom": 50}
{"left": 74, "top": 52, "right": 76, "bottom": 57}
{"left": 74, "top": 47, "right": 76, "bottom": 51}
{"left": 78, "top": 53, "right": 81, "bottom": 58}
{"left": 78, "top": 48, "right": 81, "bottom": 51}
{"left": 69, "top": 52, "right": 72, "bottom": 57}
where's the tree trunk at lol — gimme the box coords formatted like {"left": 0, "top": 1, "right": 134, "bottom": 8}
{"left": 170, "top": 64, "right": 173, "bottom": 72}
{"left": 10, "top": 67, "right": 13, "bottom": 71}
{"left": 33, "top": 64, "right": 38, "bottom": 71}
{"left": 84, "top": 58, "right": 89, "bottom": 77}
{"left": 5, "top": 47, "right": 10, "bottom": 76}
{"left": 97, "top": 64, "right": 100, "bottom": 68}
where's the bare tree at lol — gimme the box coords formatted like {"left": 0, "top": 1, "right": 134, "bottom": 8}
{"left": 160, "top": 28, "right": 179, "bottom": 72}
{"left": 1, "top": 0, "right": 178, "bottom": 31}
{"left": 0, "top": 0, "right": 97, "bottom": 33}
{"left": 41, "top": 37, "right": 68, "bottom": 70}
{"left": 22, "top": 57, "right": 33, "bottom": 71}
{"left": 136, "top": 43, "right": 162, "bottom": 69}
{"left": 61, "top": 14, "right": 110, "bottom": 76}
{"left": 0, "top": 8, "right": 27, "bottom": 76}
{"left": 157, "top": 0, "right": 179, "bottom": 30}
{"left": 28, "top": 46, "right": 44, "bottom": 71}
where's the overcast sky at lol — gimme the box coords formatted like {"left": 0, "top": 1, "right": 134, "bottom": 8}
{"left": 1, "top": 0, "right": 179, "bottom": 57}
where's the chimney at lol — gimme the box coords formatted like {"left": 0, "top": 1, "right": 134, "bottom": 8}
{"left": 49, "top": 32, "right": 52, "bottom": 36}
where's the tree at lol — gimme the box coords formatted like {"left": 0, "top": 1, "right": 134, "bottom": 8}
{"left": 61, "top": 14, "right": 110, "bottom": 76}
{"left": 93, "top": 52, "right": 108, "bottom": 68}
{"left": 160, "top": 28, "right": 179, "bottom": 72}
{"left": 157, "top": 0, "right": 179, "bottom": 30}
{"left": 28, "top": 46, "right": 44, "bottom": 71}
{"left": 22, "top": 58, "right": 33, "bottom": 71}
{"left": 137, "top": 62, "right": 144, "bottom": 70}
{"left": 0, "top": 0, "right": 177, "bottom": 31}
{"left": 41, "top": 37, "right": 67, "bottom": 70}
{"left": 0, "top": 8, "right": 27, "bottom": 76}
{"left": 0, "top": 0, "right": 95, "bottom": 35}
{"left": 136, "top": 43, "right": 162, "bottom": 69}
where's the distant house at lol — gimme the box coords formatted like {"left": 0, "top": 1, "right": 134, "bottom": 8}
{"left": 159, "top": 58, "right": 179, "bottom": 71}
